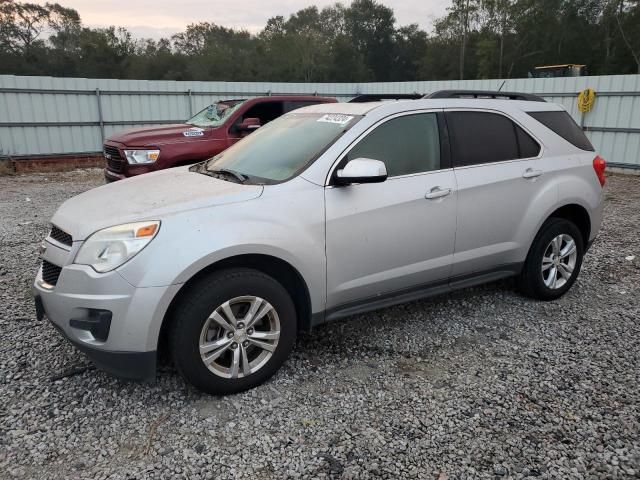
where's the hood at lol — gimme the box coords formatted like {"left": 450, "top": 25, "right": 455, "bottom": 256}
{"left": 107, "top": 123, "right": 218, "bottom": 147}
{"left": 52, "top": 167, "right": 263, "bottom": 240}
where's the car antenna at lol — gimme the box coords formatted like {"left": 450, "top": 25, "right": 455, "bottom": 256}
{"left": 497, "top": 80, "right": 506, "bottom": 92}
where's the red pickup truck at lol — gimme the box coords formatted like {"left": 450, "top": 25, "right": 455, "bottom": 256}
{"left": 103, "top": 95, "right": 337, "bottom": 181}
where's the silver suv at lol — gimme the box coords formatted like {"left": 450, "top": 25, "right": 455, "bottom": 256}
{"left": 33, "top": 90, "right": 606, "bottom": 394}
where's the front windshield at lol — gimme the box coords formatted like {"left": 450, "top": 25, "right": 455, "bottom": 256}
{"left": 205, "top": 112, "right": 360, "bottom": 183}
{"left": 187, "top": 100, "right": 244, "bottom": 128}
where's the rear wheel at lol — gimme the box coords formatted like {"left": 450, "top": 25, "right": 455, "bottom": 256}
{"left": 169, "top": 268, "right": 297, "bottom": 394}
{"left": 518, "top": 218, "right": 584, "bottom": 300}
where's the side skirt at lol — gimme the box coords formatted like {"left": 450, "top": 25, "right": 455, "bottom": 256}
{"left": 312, "top": 263, "right": 522, "bottom": 327}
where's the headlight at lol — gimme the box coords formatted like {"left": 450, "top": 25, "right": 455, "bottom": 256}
{"left": 74, "top": 221, "right": 160, "bottom": 273}
{"left": 123, "top": 149, "right": 160, "bottom": 164}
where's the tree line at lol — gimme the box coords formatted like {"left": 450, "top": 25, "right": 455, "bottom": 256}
{"left": 1, "top": 0, "right": 639, "bottom": 82}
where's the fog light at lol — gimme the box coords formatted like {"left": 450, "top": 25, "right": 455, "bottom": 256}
{"left": 69, "top": 309, "right": 112, "bottom": 342}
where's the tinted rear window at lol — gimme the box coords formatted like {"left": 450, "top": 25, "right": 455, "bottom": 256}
{"left": 527, "top": 111, "right": 594, "bottom": 151}
{"left": 447, "top": 111, "right": 519, "bottom": 167}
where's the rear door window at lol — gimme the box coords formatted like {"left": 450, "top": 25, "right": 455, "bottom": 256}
{"left": 447, "top": 111, "right": 518, "bottom": 167}
{"left": 446, "top": 111, "right": 541, "bottom": 167}
{"left": 527, "top": 111, "right": 594, "bottom": 151}
{"left": 346, "top": 113, "right": 441, "bottom": 177}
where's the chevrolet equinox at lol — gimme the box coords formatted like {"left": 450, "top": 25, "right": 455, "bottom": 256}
{"left": 33, "top": 90, "right": 606, "bottom": 394}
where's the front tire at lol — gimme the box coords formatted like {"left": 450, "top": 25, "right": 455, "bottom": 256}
{"left": 518, "top": 218, "right": 584, "bottom": 300}
{"left": 169, "top": 268, "right": 297, "bottom": 395}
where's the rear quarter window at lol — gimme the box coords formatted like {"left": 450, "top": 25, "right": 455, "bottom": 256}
{"left": 515, "top": 125, "right": 541, "bottom": 158}
{"left": 527, "top": 111, "right": 594, "bottom": 151}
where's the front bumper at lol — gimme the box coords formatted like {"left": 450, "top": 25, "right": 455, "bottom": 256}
{"left": 104, "top": 164, "right": 155, "bottom": 182}
{"left": 33, "top": 256, "right": 181, "bottom": 381}
{"left": 104, "top": 168, "right": 126, "bottom": 182}
{"left": 41, "top": 302, "right": 156, "bottom": 381}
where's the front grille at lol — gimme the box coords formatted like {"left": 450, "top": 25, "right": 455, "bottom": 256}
{"left": 107, "top": 157, "right": 124, "bottom": 172}
{"left": 42, "top": 260, "right": 62, "bottom": 286}
{"left": 49, "top": 225, "right": 72, "bottom": 247}
{"left": 104, "top": 145, "right": 124, "bottom": 173}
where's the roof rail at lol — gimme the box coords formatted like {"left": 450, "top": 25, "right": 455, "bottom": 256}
{"left": 348, "top": 93, "right": 423, "bottom": 103}
{"left": 424, "top": 90, "right": 546, "bottom": 102}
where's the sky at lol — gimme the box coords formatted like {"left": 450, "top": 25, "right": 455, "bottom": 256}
{"left": 32, "top": 0, "right": 451, "bottom": 39}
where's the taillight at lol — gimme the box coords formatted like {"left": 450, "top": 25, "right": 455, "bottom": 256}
{"left": 593, "top": 155, "right": 606, "bottom": 187}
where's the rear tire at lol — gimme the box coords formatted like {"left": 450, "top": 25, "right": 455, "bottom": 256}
{"left": 518, "top": 218, "right": 584, "bottom": 300}
{"left": 169, "top": 268, "right": 297, "bottom": 395}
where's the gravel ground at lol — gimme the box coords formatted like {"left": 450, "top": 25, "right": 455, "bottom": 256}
{"left": 0, "top": 169, "right": 639, "bottom": 480}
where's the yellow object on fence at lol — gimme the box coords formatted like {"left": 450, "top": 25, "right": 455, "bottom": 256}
{"left": 577, "top": 88, "right": 596, "bottom": 113}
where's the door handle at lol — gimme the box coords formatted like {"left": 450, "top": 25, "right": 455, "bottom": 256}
{"left": 522, "top": 168, "right": 543, "bottom": 179}
{"left": 425, "top": 187, "right": 452, "bottom": 200}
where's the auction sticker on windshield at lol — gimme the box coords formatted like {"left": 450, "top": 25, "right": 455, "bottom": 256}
{"left": 317, "top": 114, "right": 354, "bottom": 125}
{"left": 183, "top": 127, "right": 205, "bottom": 137}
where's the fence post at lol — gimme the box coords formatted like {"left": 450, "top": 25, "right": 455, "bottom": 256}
{"left": 187, "top": 89, "right": 193, "bottom": 117}
{"left": 95, "top": 88, "right": 105, "bottom": 144}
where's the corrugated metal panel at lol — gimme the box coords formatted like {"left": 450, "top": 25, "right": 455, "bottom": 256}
{"left": 1, "top": 74, "right": 639, "bottom": 167}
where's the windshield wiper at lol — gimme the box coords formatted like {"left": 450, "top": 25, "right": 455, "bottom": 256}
{"left": 209, "top": 168, "right": 248, "bottom": 183}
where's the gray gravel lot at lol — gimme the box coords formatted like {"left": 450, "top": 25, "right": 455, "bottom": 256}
{"left": 0, "top": 169, "right": 639, "bottom": 480}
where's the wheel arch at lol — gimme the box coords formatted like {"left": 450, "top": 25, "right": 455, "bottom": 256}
{"left": 547, "top": 203, "right": 591, "bottom": 247}
{"left": 520, "top": 202, "right": 592, "bottom": 270}
{"left": 157, "top": 253, "right": 313, "bottom": 361}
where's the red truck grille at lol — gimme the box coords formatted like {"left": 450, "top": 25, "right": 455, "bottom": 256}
{"left": 104, "top": 146, "right": 124, "bottom": 173}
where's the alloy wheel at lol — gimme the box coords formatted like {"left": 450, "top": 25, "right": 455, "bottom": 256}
{"left": 198, "top": 295, "right": 280, "bottom": 379}
{"left": 541, "top": 234, "right": 578, "bottom": 289}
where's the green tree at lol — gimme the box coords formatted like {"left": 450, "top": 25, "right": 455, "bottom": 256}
{"left": 393, "top": 24, "right": 428, "bottom": 80}
{"left": 614, "top": 0, "right": 640, "bottom": 73}
{"left": 172, "top": 23, "right": 260, "bottom": 81}
{"left": 344, "top": 0, "right": 397, "bottom": 80}
{"left": 0, "top": 1, "right": 49, "bottom": 53}
{"left": 2, "top": 0, "right": 640, "bottom": 81}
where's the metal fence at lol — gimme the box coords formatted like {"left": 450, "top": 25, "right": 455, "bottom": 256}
{"left": 1, "top": 74, "right": 639, "bottom": 168}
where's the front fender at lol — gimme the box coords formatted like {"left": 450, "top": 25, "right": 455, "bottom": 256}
{"left": 171, "top": 241, "right": 324, "bottom": 312}
{"left": 117, "top": 178, "right": 326, "bottom": 314}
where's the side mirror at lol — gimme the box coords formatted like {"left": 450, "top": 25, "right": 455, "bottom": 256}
{"left": 335, "top": 158, "right": 388, "bottom": 185}
{"left": 237, "top": 117, "right": 261, "bottom": 132}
